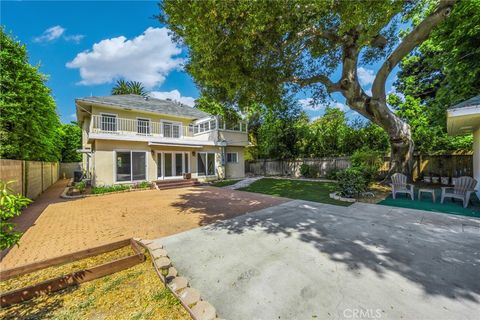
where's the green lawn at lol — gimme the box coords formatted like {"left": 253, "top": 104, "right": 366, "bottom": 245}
{"left": 239, "top": 178, "right": 351, "bottom": 206}
{"left": 210, "top": 179, "right": 241, "bottom": 187}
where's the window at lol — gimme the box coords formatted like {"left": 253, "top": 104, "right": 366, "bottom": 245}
{"left": 163, "top": 122, "right": 181, "bottom": 138}
{"left": 116, "top": 151, "right": 146, "bottom": 182}
{"left": 101, "top": 114, "right": 117, "bottom": 132}
{"left": 197, "top": 152, "right": 216, "bottom": 176}
{"left": 226, "top": 152, "right": 238, "bottom": 163}
{"left": 137, "top": 118, "right": 150, "bottom": 135}
{"left": 209, "top": 119, "right": 217, "bottom": 130}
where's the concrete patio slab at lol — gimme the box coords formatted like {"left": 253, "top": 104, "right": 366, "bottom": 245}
{"left": 156, "top": 200, "right": 480, "bottom": 320}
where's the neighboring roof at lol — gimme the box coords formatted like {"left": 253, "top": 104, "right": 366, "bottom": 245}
{"left": 446, "top": 95, "right": 480, "bottom": 135}
{"left": 76, "top": 94, "right": 209, "bottom": 119}
{"left": 448, "top": 95, "right": 480, "bottom": 110}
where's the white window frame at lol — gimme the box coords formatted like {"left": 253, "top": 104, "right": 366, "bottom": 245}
{"left": 161, "top": 120, "right": 183, "bottom": 138}
{"left": 156, "top": 151, "right": 190, "bottom": 180}
{"left": 100, "top": 112, "right": 118, "bottom": 132}
{"left": 113, "top": 149, "right": 148, "bottom": 184}
{"left": 226, "top": 152, "right": 239, "bottom": 163}
{"left": 136, "top": 117, "right": 151, "bottom": 135}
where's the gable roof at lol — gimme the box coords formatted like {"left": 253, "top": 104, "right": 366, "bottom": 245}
{"left": 76, "top": 94, "right": 209, "bottom": 119}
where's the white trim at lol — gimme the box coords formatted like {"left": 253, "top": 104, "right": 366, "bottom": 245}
{"left": 447, "top": 105, "right": 480, "bottom": 118}
{"left": 136, "top": 117, "right": 151, "bottom": 135}
{"left": 113, "top": 149, "right": 148, "bottom": 184}
{"left": 161, "top": 120, "right": 183, "bottom": 138}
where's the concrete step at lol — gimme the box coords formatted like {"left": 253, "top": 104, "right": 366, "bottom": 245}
{"left": 155, "top": 179, "right": 200, "bottom": 190}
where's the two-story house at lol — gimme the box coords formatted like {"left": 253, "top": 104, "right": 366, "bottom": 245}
{"left": 75, "top": 94, "right": 248, "bottom": 186}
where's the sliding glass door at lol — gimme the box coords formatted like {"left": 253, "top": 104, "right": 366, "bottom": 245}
{"left": 197, "top": 152, "right": 216, "bottom": 176}
{"left": 158, "top": 152, "right": 189, "bottom": 179}
{"left": 115, "top": 151, "right": 147, "bottom": 182}
{"left": 164, "top": 153, "right": 173, "bottom": 177}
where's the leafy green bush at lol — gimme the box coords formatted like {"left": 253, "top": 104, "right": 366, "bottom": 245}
{"left": 300, "top": 163, "right": 318, "bottom": 178}
{"left": 136, "top": 181, "right": 151, "bottom": 189}
{"left": 336, "top": 168, "right": 367, "bottom": 198}
{"left": 76, "top": 181, "right": 86, "bottom": 193}
{"left": 91, "top": 184, "right": 131, "bottom": 194}
{"left": 325, "top": 168, "right": 340, "bottom": 180}
{"left": 350, "top": 148, "right": 383, "bottom": 183}
{"left": 1, "top": 180, "right": 32, "bottom": 250}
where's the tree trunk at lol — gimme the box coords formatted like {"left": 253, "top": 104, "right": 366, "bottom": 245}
{"left": 372, "top": 104, "right": 414, "bottom": 178}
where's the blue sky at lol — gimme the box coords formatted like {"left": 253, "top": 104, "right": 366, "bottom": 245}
{"left": 2, "top": 1, "right": 399, "bottom": 123}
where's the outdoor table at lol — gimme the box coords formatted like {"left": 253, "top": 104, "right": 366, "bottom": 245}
{"left": 418, "top": 188, "right": 436, "bottom": 202}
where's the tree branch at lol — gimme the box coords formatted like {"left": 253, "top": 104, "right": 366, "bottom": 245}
{"left": 372, "top": 0, "right": 456, "bottom": 100}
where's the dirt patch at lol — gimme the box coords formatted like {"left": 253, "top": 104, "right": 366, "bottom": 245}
{"left": 0, "top": 254, "right": 189, "bottom": 320}
{"left": 1, "top": 186, "right": 287, "bottom": 269}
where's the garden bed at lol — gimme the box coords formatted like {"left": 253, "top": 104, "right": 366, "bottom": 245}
{"left": 0, "top": 250, "right": 188, "bottom": 319}
{"left": 62, "top": 181, "right": 153, "bottom": 199}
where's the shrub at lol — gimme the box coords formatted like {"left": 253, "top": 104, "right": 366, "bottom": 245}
{"left": 1, "top": 180, "right": 32, "bottom": 250}
{"left": 136, "top": 181, "right": 151, "bottom": 189}
{"left": 325, "top": 168, "right": 340, "bottom": 180}
{"left": 91, "top": 184, "right": 131, "bottom": 194}
{"left": 76, "top": 181, "right": 86, "bottom": 193}
{"left": 350, "top": 148, "right": 383, "bottom": 184}
{"left": 336, "top": 168, "right": 367, "bottom": 198}
{"left": 300, "top": 163, "right": 318, "bottom": 178}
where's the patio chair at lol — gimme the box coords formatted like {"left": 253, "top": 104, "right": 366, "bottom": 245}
{"left": 390, "top": 173, "right": 414, "bottom": 200}
{"left": 440, "top": 176, "right": 477, "bottom": 208}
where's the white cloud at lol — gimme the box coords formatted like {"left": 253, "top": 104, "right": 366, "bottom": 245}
{"left": 150, "top": 90, "right": 196, "bottom": 107}
{"left": 33, "top": 25, "right": 84, "bottom": 43}
{"left": 357, "top": 67, "right": 375, "bottom": 86}
{"left": 33, "top": 25, "right": 65, "bottom": 42}
{"left": 64, "top": 34, "right": 85, "bottom": 43}
{"left": 66, "top": 27, "right": 183, "bottom": 88}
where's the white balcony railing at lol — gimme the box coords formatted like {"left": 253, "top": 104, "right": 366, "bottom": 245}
{"left": 90, "top": 115, "right": 193, "bottom": 139}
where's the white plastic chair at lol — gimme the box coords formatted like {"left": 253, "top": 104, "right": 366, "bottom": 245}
{"left": 390, "top": 173, "right": 414, "bottom": 200}
{"left": 441, "top": 176, "right": 477, "bottom": 208}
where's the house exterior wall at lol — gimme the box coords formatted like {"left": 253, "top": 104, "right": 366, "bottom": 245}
{"left": 225, "top": 146, "right": 245, "bottom": 178}
{"left": 91, "top": 140, "right": 231, "bottom": 186}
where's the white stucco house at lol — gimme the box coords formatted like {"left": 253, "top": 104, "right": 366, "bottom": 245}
{"left": 76, "top": 94, "right": 249, "bottom": 186}
{"left": 446, "top": 95, "right": 480, "bottom": 198}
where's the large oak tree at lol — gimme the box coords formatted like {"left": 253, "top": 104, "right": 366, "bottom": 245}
{"left": 160, "top": 0, "right": 456, "bottom": 175}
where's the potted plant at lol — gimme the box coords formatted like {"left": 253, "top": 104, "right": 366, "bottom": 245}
{"left": 431, "top": 175, "right": 440, "bottom": 184}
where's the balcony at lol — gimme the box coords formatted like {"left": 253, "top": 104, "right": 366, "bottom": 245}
{"left": 90, "top": 115, "right": 194, "bottom": 139}
{"left": 88, "top": 115, "right": 249, "bottom": 146}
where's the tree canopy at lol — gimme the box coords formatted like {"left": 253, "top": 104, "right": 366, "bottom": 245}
{"left": 160, "top": 0, "right": 457, "bottom": 174}
{"left": 0, "top": 27, "right": 62, "bottom": 162}
{"left": 389, "top": 0, "right": 478, "bottom": 152}
{"left": 111, "top": 80, "right": 148, "bottom": 96}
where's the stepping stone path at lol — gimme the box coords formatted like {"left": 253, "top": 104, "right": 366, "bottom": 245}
{"left": 138, "top": 239, "right": 218, "bottom": 320}
{"left": 222, "top": 176, "right": 264, "bottom": 189}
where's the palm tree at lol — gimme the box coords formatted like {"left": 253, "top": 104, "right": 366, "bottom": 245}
{"left": 111, "top": 80, "right": 148, "bottom": 97}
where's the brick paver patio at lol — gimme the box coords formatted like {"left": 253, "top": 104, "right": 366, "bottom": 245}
{"left": 1, "top": 181, "right": 287, "bottom": 269}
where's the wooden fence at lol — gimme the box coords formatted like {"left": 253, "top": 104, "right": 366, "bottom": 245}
{"left": 0, "top": 159, "right": 60, "bottom": 199}
{"left": 246, "top": 153, "right": 474, "bottom": 181}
